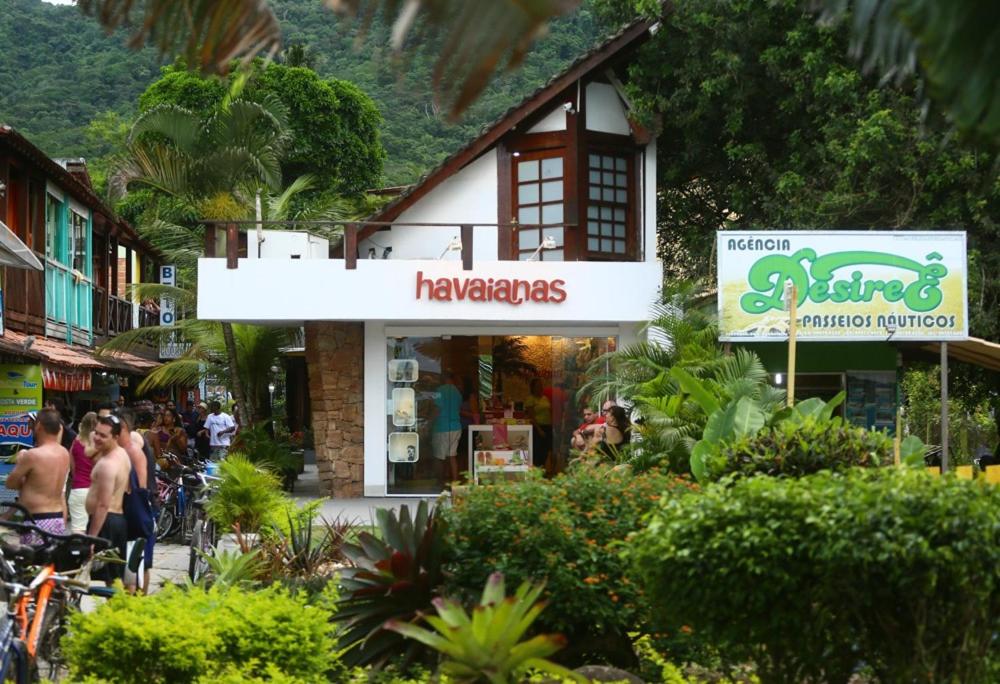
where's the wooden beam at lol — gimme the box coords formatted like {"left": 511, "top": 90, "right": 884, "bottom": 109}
{"left": 497, "top": 140, "right": 513, "bottom": 260}
{"left": 204, "top": 225, "right": 216, "bottom": 258}
{"left": 344, "top": 223, "right": 357, "bottom": 270}
{"left": 226, "top": 223, "right": 239, "bottom": 269}
{"left": 461, "top": 224, "right": 473, "bottom": 270}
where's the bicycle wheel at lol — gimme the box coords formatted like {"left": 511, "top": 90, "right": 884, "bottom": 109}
{"left": 31, "top": 595, "right": 69, "bottom": 682}
{"left": 187, "top": 514, "right": 210, "bottom": 583}
{"left": 155, "top": 506, "right": 175, "bottom": 543}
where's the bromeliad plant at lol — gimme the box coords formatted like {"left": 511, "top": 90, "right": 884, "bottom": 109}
{"left": 386, "top": 573, "right": 585, "bottom": 684}
{"left": 335, "top": 501, "right": 445, "bottom": 668}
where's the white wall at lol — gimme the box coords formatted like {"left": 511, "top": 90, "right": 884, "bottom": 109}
{"left": 199, "top": 257, "right": 662, "bottom": 325}
{"left": 586, "top": 82, "right": 630, "bottom": 135}
{"left": 528, "top": 107, "right": 567, "bottom": 133}
{"left": 359, "top": 149, "right": 499, "bottom": 262}
{"left": 644, "top": 139, "right": 657, "bottom": 261}
{"left": 248, "top": 230, "right": 328, "bottom": 260}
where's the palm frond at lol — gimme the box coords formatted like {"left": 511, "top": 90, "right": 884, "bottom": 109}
{"left": 129, "top": 105, "right": 202, "bottom": 151}
{"left": 124, "top": 283, "right": 198, "bottom": 309}
{"left": 77, "top": 0, "right": 281, "bottom": 76}
{"left": 138, "top": 358, "right": 222, "bottom": 393}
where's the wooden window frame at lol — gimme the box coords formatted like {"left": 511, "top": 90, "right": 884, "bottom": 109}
{"left": 581, "top": 136, "right": 639, "bottom": 262}
{"left": 509, "top": 143, "right": 573, "bottom": 261}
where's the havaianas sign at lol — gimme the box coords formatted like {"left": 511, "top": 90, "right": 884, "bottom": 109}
{"left": 718, "top": 231, "right": 968, "bottom": 341}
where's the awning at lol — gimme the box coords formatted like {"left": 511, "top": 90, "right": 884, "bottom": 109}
{"left": 0, "top": 330, "right": 161, "bottom": 380}
{"left": 0, "top": 220, "right": 43, "bottom": 271}
{"left": 918, "top": 337, "right": 1000, "bottom": 373}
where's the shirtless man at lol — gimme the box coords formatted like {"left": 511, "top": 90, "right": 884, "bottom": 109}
{"left": 87, "top": 416, "right": 131, "bottom": 585}
{"left": 6, "top": 409, "right": 70, "bottom": 545}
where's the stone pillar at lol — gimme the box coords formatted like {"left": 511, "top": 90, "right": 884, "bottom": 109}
{"left": 305, "top": 322, "right": 365, "bottom": 497}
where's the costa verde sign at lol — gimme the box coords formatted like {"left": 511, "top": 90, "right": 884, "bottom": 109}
{"left": 718, "top": 231, "right": 968, "bottom": 341}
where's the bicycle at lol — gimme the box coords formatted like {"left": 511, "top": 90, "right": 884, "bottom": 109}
{"left": 186, "top": 470, "right": 220, "bottom": 582}
{"left": 0, "top": 518, "right": 115, "bottom": 682}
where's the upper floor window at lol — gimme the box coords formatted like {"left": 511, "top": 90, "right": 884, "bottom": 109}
{"left": 45, "top": 195, "right": 60, "bottom": 261}
{"left": 586, "top": 151, "right": 630, "bottom": 258}
{"left": 515, "top": 152, "right": 565, "bottom": 261}
{"left": 70, "top": 210, "right": 87, "bottom": 273}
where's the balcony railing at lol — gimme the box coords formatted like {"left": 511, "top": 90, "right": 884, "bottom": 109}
{"left": 202, "top": 220, "right": 595, "bottom": 272}
{"left": 93, "top": 287, "right": 159, "bottom": 338}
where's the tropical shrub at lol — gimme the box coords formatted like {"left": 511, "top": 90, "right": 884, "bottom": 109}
{"left": 65, "top": 585, "right": 339, "bottom": 683}
{"left": 388, "top": 573, "right": 585, "bottom": 684}
{"left": 335, "top": 501, "right": 446, "bottom": 668}
{"left": 441, "top": 466, "right": 693, "bottom": 666}
{"left": 204, "top": 454, "right": 287, "bottom": 533}
{"left": 710, "top": 417, "right": 897, "bottom": 480}
{"left": 629, "top": 469, "right": 1000, "bottom": 684}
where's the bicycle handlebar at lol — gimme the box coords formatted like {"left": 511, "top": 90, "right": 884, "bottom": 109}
{"left": 0, "top": 519, "right": 111, "bottom": 569}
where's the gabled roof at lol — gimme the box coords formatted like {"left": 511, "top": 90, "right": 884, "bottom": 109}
{"left": 367, "top": 16, "right": 658, "bottom": 228}
{"left": 0, "top": 125, "right": 162, "bottom": 259}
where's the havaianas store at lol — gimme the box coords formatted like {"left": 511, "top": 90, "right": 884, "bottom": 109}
{"left": 717, "top": 230, "right": 967, "bottom": 432}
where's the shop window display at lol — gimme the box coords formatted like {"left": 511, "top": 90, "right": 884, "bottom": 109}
{"left": 386, "top": 334, "right": 615, "bottom": 495}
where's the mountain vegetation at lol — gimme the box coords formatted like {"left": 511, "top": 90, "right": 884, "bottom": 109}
{"left": 0, "top": 0, "right": 603, "bottom": 185}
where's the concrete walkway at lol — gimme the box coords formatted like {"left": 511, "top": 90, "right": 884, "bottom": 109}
{"left": 139, "top": 465, "right": 437, "bottom": 594}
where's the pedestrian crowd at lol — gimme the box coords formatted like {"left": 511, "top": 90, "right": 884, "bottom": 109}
{"left": 3, "top": 396, "right": 239, "bottom": 594}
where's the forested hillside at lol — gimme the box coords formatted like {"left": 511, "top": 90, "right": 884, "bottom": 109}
{"left": 0, "top": 0, "right": 603, "bottom": 184}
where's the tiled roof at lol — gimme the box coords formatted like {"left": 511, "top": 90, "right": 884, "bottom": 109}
{"left": 0, "top": 330, "right": 160, "bottom": 375}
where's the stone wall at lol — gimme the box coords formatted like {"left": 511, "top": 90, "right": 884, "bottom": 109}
{"left": 305, "top": 322, "right": 365, "bottom": 497}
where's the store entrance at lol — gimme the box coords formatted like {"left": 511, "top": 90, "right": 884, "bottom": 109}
{"left": 386, "top": 334, "right": 616, "bottom": 495}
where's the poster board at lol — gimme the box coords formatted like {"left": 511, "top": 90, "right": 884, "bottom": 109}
{"left": 0, "top": 364, "right": 42, "bottom": 447}
{"left": 718, "top": 231, "right": 968, "bottom": 341}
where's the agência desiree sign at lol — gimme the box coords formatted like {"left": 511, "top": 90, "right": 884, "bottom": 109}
{"left": 717, "top": 231, "right": 968, "bottom": 341}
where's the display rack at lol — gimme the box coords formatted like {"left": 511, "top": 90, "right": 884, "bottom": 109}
{"left": 468, "top": 424, "right": 533, "bottom": 484}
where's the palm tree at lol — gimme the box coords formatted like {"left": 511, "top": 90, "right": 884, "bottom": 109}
{"left": 98, "top": 281, "right": 293, "bottom": 424}
{"left": 76, "top": 0, "right": 583, "bottom": 119}
{"left": 579, "top": 283, "right": 784, "bottom": 473}
{"left": 113, "top": 98, "right": 292, "bottom": 424}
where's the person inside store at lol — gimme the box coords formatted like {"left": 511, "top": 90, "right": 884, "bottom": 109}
{"left": 431, "top": 370, "right": 463, "bottom": 485}
{"left": 594, "top": 405, "right": 631, "bottom": 458}
{"left": 524, "top": 377, "right": 552, "bottom": 471}
{"left": 571, "top": 405, "right": 604, "bottom": 451}
{"left": 457, "top": 378, "right": 480, "bottom": 469}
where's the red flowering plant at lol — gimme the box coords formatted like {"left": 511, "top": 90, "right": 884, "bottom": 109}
{"left": 439, "top": 465, "right": 691, "bottom": 668}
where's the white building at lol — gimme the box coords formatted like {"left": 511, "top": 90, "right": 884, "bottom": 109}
{"left": 198, "top": 19, "right": 663, "bottom": 497}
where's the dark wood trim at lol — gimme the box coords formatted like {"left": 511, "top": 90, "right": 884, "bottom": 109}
{"left": 226, "top": 223, "right": 239, "bottom": 269}
{"left": 461, "top": 224, "right": 473, "bottom": 270}
{"left": 344, "top": 223, "right": 357, "bottom": 270}
{"left": 111, "top": 237, "right": 119, "bottom": 298}
{"left": 505, "top": 130, "right": 568, "bottom": 152}
{"left": 497, "top": 140, "right": 513, "bottom": 260}
{"left": 564, "top": 107, "right": 580, "bottom": 261}
{"left": 204, "top": 225, "right": 216, "bottom": 258}
{"left": 362, "top": 18, "right": 656, "bottom": 239}
{"left": 125, "top": 246, "right": 133, "bottom": 286}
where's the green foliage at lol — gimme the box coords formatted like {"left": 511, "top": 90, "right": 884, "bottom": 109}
{"left": 137, "top": 61, "right": 386, "bottom": 195}
{"left": 597, "top": 0, "right": 1000, "bottom": 347}
{"left": 231, "top": 420, "right": 303, "bottom": 487}
{"left": 65, "top": 584, "right": 338, "bottom": 683}
{"left": 2, "top": 0, "right": 603, "bottom": 186}
{"left": 441, "top": 466, "right": 693, "bottom": 666}
{"left": 901, "top": 366, "right": 997, "bottom": 463}
{"left": 387, "top": 573, "right": 585, "bottom": 684}
{"left": 710, "top": 415, "right": 897, "bottom": 481}
{"left": 192, "top": 545, "right": 266, "bottom": 590}
{"left": 204, "top": 454, "right": 288, "bottom": 533}
{"left": 629, "top": 469, "right": 1000, "bottom": 684}
{"left": 336, "top": 501, "right": 446, "bottom": 669}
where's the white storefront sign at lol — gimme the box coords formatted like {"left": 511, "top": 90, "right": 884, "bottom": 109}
{"left": 717, "top": 231, "right": 968, "bottom": 342}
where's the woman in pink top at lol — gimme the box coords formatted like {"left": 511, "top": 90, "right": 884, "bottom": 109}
{"left": 68, "top": 411, "right": 97, "bottom": 534}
